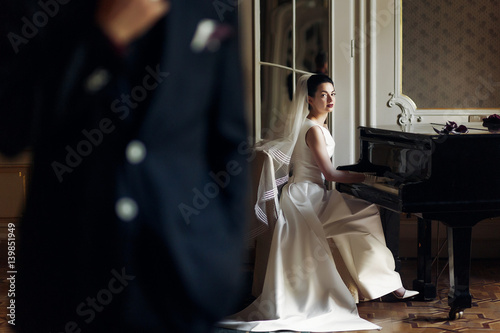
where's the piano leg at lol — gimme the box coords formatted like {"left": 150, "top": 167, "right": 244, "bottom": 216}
{"left": 380, "top": 208, "right": 401, "bottom": 272}
{"left": 412, "top": 217, "right": 437, "bottom": 300}
{"left": 447, "top": 226, "right": 472, "bottom": 320}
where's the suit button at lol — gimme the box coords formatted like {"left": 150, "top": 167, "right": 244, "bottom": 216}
{"left": 126, "top": 140, "right": 147, "bottom": 164}
{"left": 85, "top": 68, "right": 110, "bottom": 93}
{"left": 115, "top": 197, "right": 138, "bottom": 222}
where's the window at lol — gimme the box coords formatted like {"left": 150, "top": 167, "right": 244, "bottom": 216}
{"left": 255, "top": 0, "right": 330, "bottom": 140}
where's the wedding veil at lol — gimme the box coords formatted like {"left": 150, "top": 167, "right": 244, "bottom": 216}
{"left": 251, "top": 74, "right": 312, "bottom": 238}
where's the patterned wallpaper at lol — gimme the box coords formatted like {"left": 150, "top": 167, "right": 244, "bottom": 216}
{"left": 402, "top": 0, "right": 500, "bottom": 109}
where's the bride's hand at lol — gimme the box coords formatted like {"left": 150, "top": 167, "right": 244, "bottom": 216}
{"left": 96, "top": 0, "right": 171, "bottom": 48}
{"left": 362, "top": 173, "right": 376, "bottom": 183}
{"left": 362, "top": 174, "right": 390, "bottom": 184}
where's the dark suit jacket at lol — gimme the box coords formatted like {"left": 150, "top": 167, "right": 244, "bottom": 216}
{"left": 1, "top": 1, "right": 249, "bottom": 332}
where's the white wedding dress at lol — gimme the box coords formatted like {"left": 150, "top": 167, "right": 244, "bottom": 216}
{"left": 219, "top": 119, "right": 403, "bottom": 332}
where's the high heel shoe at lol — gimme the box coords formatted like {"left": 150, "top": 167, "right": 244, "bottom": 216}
{"left": 379, "top": 289, "right": 419, "bottom": 302}
{"left": 394, "top": 289, "right": 419, "bottom": 299}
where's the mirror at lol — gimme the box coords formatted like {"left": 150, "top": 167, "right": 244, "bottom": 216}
{"left": 259, "top": 0, "right": 330, "bottom": 138}
{"left": 296, "top": 0, "right": 329, "bottom": 74}
{"left": 260, "top": 0, "right": 292, "bottom": 67}
{"left": 260, "top": 65, "right": 292, "bottom": 139}
{"left": 390, "top": 0, "right": 500, "bottom": 124}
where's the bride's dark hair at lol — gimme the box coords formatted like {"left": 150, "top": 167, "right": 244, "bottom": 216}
{"left": 306, "top": 74, "right": 334, "bottom": 110}
{"left": 307, "top": 74, "right": 334, "bottom": 97}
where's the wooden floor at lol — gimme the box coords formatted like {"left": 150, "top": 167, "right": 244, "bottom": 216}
{"left": 0, "top": 238, "right": 498, "bottom": 333}
{"left": 350, "top": 258, "right": 500, "bottom": 333}
{"left": 215, "top": 258, "right": 500, "bottom": 333}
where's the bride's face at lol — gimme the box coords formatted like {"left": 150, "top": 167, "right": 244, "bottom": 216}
{"left": 308, "top": 83, "right": 336, "bottom": 114}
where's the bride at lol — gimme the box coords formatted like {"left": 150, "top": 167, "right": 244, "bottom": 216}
{"left": 218, "top": 74, "right": 417, "bottom": 332}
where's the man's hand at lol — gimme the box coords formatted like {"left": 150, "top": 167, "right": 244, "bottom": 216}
{"left": 96, "top": 0, "right": 170, "bottom": 48}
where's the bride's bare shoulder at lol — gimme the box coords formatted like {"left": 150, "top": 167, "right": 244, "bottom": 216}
{"left": 305, "top": 125, "right": 325, "bottom": 146}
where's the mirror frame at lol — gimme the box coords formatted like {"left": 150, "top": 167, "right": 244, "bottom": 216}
{"left": 387, "top": 0, "right": 500, "bottom": 125}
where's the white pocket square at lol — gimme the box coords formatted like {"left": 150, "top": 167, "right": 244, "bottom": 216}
{"left": 190, "top": 19, "right": 234, "bottom": 53}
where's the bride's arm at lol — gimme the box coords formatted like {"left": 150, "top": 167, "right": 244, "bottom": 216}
{"left": 305, "top": 126, "right": 365, "bottom": 183}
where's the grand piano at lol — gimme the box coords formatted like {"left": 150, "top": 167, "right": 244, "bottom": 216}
{"left": 336, "top": 123, "right": 500, "bottom": 319}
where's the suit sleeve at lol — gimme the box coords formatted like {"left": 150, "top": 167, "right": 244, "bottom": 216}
{"left": 0, "top": 1, "right": 123, "bottom": 157}
{"left": 208, "top": 26, "right": 250, "bottom": 228}
{"left": 0, "top": 2, "right": 42, "bottom": 156}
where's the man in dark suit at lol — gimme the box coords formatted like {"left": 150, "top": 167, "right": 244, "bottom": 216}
{"left": 0, "top": 1, "right": 249, "bottom": 332}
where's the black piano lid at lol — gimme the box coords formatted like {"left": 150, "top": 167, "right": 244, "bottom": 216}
{"left": 348, "top": 122, "right": 500, "bottom": 215}
{"left": 359, "top": 122, "right": 500, "bottom": 137}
